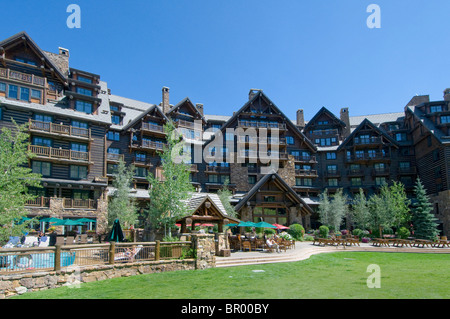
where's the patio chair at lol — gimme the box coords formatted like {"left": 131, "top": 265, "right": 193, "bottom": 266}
{"left": 115, "top": 245, "right": 143, "bottom": 263}
{"left": 38, "top": 236, "right": 49, "bottom": 247}
{"left": 242, "top": 241, "right": 252, "bottom": 252}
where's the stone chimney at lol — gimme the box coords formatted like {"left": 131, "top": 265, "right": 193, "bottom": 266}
{"left": 444, "top": 89, "right": 450, "bottom": 102}
{"left": 162, "top": 87, "right": 170, "bottom": 113}
{"left": 296, "top": 109, "right": 305, "bottom": 127}
{"left": 196, "top": 103, "right": 204, "bottom": 116}
{"left": 340, "top": 107, "right": 351, "bottom": 138}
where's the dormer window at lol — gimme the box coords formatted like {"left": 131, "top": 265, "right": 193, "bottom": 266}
{"left": 430, "top": 105, "right": 442, "bottom": 113}
{"left": 15, "top": 57, "right": 37, "bottom": 66}
{"left": 77, "top": 75, "right": 92, "bottom": 84}
{"left": 76, "top": 87, "right": 93, "bottom": 96}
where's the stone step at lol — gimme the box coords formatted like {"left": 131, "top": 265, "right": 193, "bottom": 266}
{"left": 216, "top": 253, "right": 299, "bottom": 267}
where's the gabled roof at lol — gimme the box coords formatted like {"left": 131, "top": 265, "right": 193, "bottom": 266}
{"left": 405, "top": 104, "right": 450, "bottom": 145}
{"left": 207, "top": 90, "right": 316, "bottom": 152}
{"left": 166, "top": 97, "right": 207, "bottom": 124}
{"left": 337, "top": 118, "right": 399, "bottom": 150}
{"left": 234, "top": 172, "right": 314, "bottom": 215}
{"left": 0, "top": 31, "right": 68, "bottom": 85}
{"left": 122, "top": 104, "right": 169, "bottom": 131}
{"left": 303, "top": 106, "right": 347, "bottom": 131}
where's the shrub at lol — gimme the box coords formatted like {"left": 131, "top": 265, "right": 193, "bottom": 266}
{"left": 319, "top": 225, "right": 329, "bottom": 238}
{"left": 304, "top": 235, "right": 315, "bottom": 241}
{"left": 279, "top": 232, "right": 294, "bottom": 241}
{"left": 288, "top": 224, "right": 305, "bottom": 240}
{"left": 264, "top": 229, "right": 276, "bottom": 236}
{"left": 362, "top": 237, "right": 370, "bottom": 243}
{"left": 398, "top": 227, "right": 410, "bottom": 239}
{"left": 352, "top": 229, "right": 364, "bottom": 239}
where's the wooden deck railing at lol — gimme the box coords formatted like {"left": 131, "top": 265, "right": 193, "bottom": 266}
{"left": 25, "top": 197, "right": 50, "bottom": 207}
{"left": 28, "top": 145, "right": 90, "bottom": 162}
{"left": 63, "top": 198, "right": 97, "bottom": 209}
{"left": 141, "top": 122, "right": 165, "bottom": 133}
{"left": 238, "top": 120, "right": 287, "bottom": 130}
{"left": 29, "top": 119, "right": 91, "bottom": 139}
{"left": 0, "top": 67, "right": 46, "bottom": 87}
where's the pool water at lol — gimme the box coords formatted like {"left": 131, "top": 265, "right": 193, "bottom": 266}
{"left": 2, "top": 252, "right": 76, "bottom": 270}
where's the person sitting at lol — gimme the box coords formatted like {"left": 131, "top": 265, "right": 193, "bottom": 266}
{"left": 266, "top": 237, "right": 280, "bottom": 252}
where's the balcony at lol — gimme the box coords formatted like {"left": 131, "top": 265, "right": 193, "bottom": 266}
{"left": 28, "top": 145, "right": 91, "bottom": 164}
{"left": 132, "top": 156, "right": 152, "bottom": 166}
{"left": 131, "top": 140, "right": 166, "bottom": 152}
{"left": 293, "top": 155, "right": 317, "bottom": 163}
{"left": 205, "top": 165, "right": 231, "bottom": 174}
{"left": 237, "top": 120, "right": 287, "bottom": 130}
{"left": 106, "top": 153, "right": 124, "bottom": 162}
{"left": 324, "top": 170, "right": 340, "bottom": 177}
{"left": 28, "top": 119, "right": 91, "bottom": 141}
{"left": 345, "top": 152, "right": 390, "bottom": 163}
{"left": 372, "top": 168, "right": 391, "bottom": 176}
{"left": 25, "top": 197, "right": 50, "bottom": 208}
{"left": 295, "top": 169, "right": 318, "bottom": 177}
{"left": 398, "top": 166, "right": 417, "bottom": 175}
{"left": 308, "top": 129, "right": 340, "bottom": 141}
{"left": 63, "top": 198, "right": 97, "bottom": 209}
{"left": 347, "top": 169, "right": 365, "bottom": 176}
{"left": 141, "top": 122, "right": 166, "bottom": 136}
{"left": 353, "top": 137, "right": 382, "bottom": 146}
{"left": 0, "top": 67, "right": 46, "bottom": 87}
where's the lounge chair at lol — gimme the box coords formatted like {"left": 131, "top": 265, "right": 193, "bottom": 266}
{"left": 114, "top": 245, "right": 143, "bottom": 262}
{"left": 23, "top": 236, "right": 39, "bottom": 247}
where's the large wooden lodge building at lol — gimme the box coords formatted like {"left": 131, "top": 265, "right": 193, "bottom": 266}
{"left": 1, "top": 32, "right": 449, "bottom": 236}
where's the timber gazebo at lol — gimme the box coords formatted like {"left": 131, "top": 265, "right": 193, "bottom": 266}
{"left": 177, "top": 193, "right": 240, "bottom": 233}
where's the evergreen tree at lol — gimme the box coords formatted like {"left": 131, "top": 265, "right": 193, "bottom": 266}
{"left": 108, "top": 159, "right": 138, "bottom": 229}
{"left": 146, "top": 121, "right": 195, "bottom": 238}
{"left": 0, "top": 121, "right": 42, "bottom": 244}
{"left": 411, "top": 179, "right": 439, "bottom": 240}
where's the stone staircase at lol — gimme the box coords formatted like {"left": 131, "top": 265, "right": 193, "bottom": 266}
{"left": 215, "top": 251, "right": 304, "bottom": 268}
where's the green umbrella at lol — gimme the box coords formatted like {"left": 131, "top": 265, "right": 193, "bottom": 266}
{"left": 40, "top": 217, "right": 62, "bottom": 223}
{"left": 75, "top": 218, "right": 97, "bottom": 223}
{"left": 237, "top": 221, "right": 256, "bottom": 227}
{"left": 53, "top": 219, "right": 84, "bottom": 226}
{"left": 254, "top": 221, "right": 277, "bottom": 228}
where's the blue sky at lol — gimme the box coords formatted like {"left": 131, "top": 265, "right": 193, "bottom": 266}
{"left": 2, "top": 1, "right": 449, "bottom": 120}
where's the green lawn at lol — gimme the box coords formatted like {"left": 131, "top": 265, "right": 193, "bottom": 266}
{"left": 13, "top": 252, "right": 450, "bottom": 299}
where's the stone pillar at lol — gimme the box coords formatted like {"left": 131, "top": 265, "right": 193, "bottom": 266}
{"left": 230, "top": 163, "right": 249, "bottom": 192}
{"left": 191, "top": 234, "right": 215, "bottom": 269}
{"left": 289, "top": 206, "right": 301, "bottom": 225}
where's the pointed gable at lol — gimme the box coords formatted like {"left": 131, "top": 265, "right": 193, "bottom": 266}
{"left": 234, "top": 173, "right": 313, "bottom": 215}
{"left": 337, "top": 118, "right": 399, "bottom": 150}
{"left": 166, "top": 97, "right": 206, "bottom": 124}
{"left": 0, "top": 31, "right": 68, "bottom": 85}
{"left": 304, "top": 106, "right": 347, "bottom": 131}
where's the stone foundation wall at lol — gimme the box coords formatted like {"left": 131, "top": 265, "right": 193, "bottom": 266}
{"left": 431, "top": 190, "right": 450, "bottom": 237}
{"left": 0, "top": 234, "right": 216, "bottom": 298}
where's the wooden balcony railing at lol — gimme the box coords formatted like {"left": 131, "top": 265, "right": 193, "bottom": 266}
{"left": 63, "top": 198, "right": 97, "bottom": 209}
{"left": 346, "top": 153, "right": 390, "bottom": 162}
{"left": 372, "top": 168, "right": 391, "bottom": 176}
{"left": 136, "top": 140, "right": 166, "bottom": 151}
{"left": 206, "top": 165, "right": 231, "bottom": 173}
{"left": 295, "top": 169, "right": 318, "bottom": 177}
{"left": 354, "top": 137, "right": 382, "bottom": 145}
{"left": 0, "top": 67, "right": 46, "bottom": 87}
{"left": 293, "top": 155, "right": 317, "bottom": 163}
{"left": 107, "top": 153, "right": 124, "bottom": 162}
{"left": 398, "top": 167, "right": 417, "bottom": 175}
{"left": 238, "top": 120, "right": 287, "bottom": 130}
{"left": 28, "top": 145, "right": 90, "bottom": 162}
{"left": 25, "top": 197, "right": 50, "bottom": 208}
{"left": 29, "top": 119, "right": 91, "bottom": 139}
{"left": 141, "top": 122, "right": 165, "bottom": 134}
{"left": 347, "top": 169, "right": 365, "bottom": 176}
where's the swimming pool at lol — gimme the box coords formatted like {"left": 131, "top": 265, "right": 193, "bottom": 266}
{"left": 1, "top": 251, "right": 76, "bottom": 271}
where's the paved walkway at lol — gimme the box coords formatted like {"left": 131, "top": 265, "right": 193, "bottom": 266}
{"left": 215, "top": 241, "right": 450, "bottom": 267}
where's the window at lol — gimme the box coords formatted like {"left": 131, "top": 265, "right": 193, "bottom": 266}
{"left": 108, "top": 148, "right": 120, "bottom": 154}
{"left": 286, "top": 136, "right": 294, "bottom": 145}
{"left": 225, "top": 132, "right": 234, "bottom": 141}
{"left": 367, "top": 149, "right": 377, "bottom": 158}
{"left": 0, "top": 82, "right": 6, "bottom": 92}
{"left": 303, "top": 178, "right": 312, "bottom": 186}
{"left": 32, "top": 161, "right": 51, "bottom": 177}
{"left": 110, "top": 105, "right": 120, "bottom": 112}
{"left": 73, "top": 190, "right": 90, "bottom": 200}
{"left": 75, "top": 100, "right": 93, "bottom": 114}
{"left": 395, "top": 133, "right": 406, "bottom": 142}
{"left": 355, "top": 150, "right": 364, "bottom": 159}
{"left": 375, "top": 177, "right": 387, "bottom": 186}
{"left": 327, "top": 165, "right": 337, "bottom": 173}
{"left": 351, "top": 178, "right": 362, "bottom": 186}
{"left": 77, "top": 75, "right": 92, "bottom": 84}
{"left": 433, "top": 149, "right": 440, "bottom": 162}
{"left": 427, "top": 135, "right": 432, "bottom": 147}
{"left": 31, "top": 89, "right": 41, "bottom": 99}
{"left": 107, "top": 164, "right": 118, "bottom": 175}
{"left": 72, "top": 120, "right": 88, "bottom": 129}
{"left": 248, "top": 175, "right": 256, "bottom": 184}
{"left": 328, "top": 178, "right": 338, "bottom": 187}
{"left": 326, "top": 152, "right": 336, "bottom": 160}
{"left": 134, "top": 167, "right": 147, "bottom": 178}
{"left": 441, "top": 115, "right": 450, "bottom": 124}
{"left": 15, "top": 57, "right": 37, "bottom": 66}
{"left": 374, "top": 163, "right": 385, "bottom": 172}
{"left": 430, "top": 105, "right": 442, "bottom": 113}
{"left": 20, "top": 87, "right": 29, "bottom": 101}
{"left": 71, "top": 143, "right": 88, "bottom": 152}
{"left": 399, "top": 162, "right": 410, "bottom": 169}
{"left": 264, "top": 196, "right": 276, "bottom": 202}
{"left": 76, "top": 87, "right": 92, "bottom": 96}
{"left": 107, "top": 131, "right": 120, "bottom": 141}
{"left": 208, "top": 174, "right": 218, "bottom": 183}
{"left": 32, "top": 136, "right": 52, "bottom": 147}
{"left": 111, "top": 115, "right": 121, "bottom": 125}
{"left": 135, "top": 152, "right": 146, "bottom": 162}
{"left": 34, "top": 114, "right": 52, "bottom": 122}
{"left": 8, "top": 84, "right": 18, "bottom": 99}
{"left": 70, "top": 165, "right": 88, "bottom": 179}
